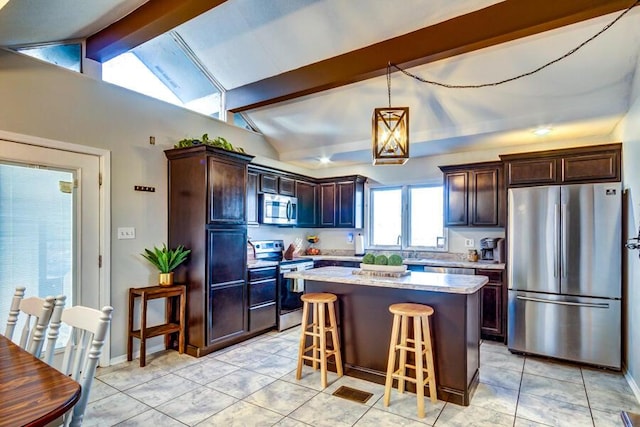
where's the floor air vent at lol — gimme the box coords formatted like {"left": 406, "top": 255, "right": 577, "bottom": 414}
{"left": 332, "top": 385, "right": 373, "bottom": 404}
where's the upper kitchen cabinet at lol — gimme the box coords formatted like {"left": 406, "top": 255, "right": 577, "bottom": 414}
{"left": 500, "top": 143, "right": 621, "bottom": 187}
{"left": 295, "top": 179, "right": 317, "bottom": 227}
{"left": 318, "top": 176, "right": 366, "bottom": 228}
{"left": 439, "top": 161, "right": 504, "bottom": 227}
{"left": 258, "top": 171, "right": 296, "bottom": 196}
{"left": 208, "top": 156, "right": 248, "bottom": 224}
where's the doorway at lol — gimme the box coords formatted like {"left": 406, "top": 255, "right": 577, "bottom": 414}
{"left": 0, "top": 135, "right": 110, "bottom": 363}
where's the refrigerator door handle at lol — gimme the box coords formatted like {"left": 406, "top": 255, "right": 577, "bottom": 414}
{"left": 516, "top": 295, "right": 610, "bottom": 309}
{"left": 554, "top": 203, "right": 560, "bottom": 278}
{"left": 561, "top": 203, "right": 568, "bottom": 278}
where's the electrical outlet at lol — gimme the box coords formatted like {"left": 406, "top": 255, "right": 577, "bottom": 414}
{"left": 464, "top": 238, "right": 475, "bottom": 247}
{"left": 117, "top": 227, "right": 136, "bottom": 239}
{"left": 347, "top": 233, "right": 354, "bottom": 243}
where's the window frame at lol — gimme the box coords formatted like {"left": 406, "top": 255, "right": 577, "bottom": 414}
{"left": 366, "top": 182, "right": 448, "bottom": 252}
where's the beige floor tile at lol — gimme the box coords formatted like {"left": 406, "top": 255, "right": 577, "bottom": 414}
{"left": 523, "top": 358, "right": 583, "bottom": 384}
{"left": 354, "top": 407, "right": 426, "bottom": 426}
{"left": 516, "top": 393, "right": 592, "bottom": 427}
{"left": 83, "top": 392, "right": 150, "bottom": 426}
{"left": 479, "top": 364, "right": 522, "bottom": 390}
{"left": 591, "top": 408, "right": 626, "bottom": 427}
{"left": 480, "top": 348, "right": 525, "bottom": 372}
{"left": 290, "top": 390, "right": 371, "bottom": 427}
{"left": 114, "top": 408, "right": 185, "bottom": 426}
{"left": 157, "top": 387, "right": 236, "bottom": 426}
{"left": 520, "top": 373, "right": 589, "bottom": 408}
{"left": 173, "top": 357, "right": 239, "bottom": 385}
{"left": 470, "top": 382, "right": 518, "bottom": 416}
{"left": 244, "top": 379, "right": 319, "bottom": 415}
{"left": 373, "top": 388, "right": 444, "bottom": 425}
{"left": 434, "top": 402, "right": 514, "bottom": 427}
{"left": 88, "top": 378, "right": 120, "bottom": 403}
{"left": 124, "top": 373, "right": 200, "bottom": 407}
{"left": 207, "top": 367, "right": 277, "bottom": 399}
{"left": 197, "top": 400, "right": 283, "bottom": 426}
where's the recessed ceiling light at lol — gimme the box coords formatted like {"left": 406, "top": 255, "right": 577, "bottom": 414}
{"left": 0, "top": 0, "right": 9, "bottom": 10}
{"left": 319, "top": 157, "right": 331, "bottom": 164}
{"left": 533, "top": 127, "right": 552, "bottom": 136}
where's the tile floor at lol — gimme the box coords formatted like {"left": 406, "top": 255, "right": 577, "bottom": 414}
{"left": 86, "top": 327, "right": 640, "bottom": 426}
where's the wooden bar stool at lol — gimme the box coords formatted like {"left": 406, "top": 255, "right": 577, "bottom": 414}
{"left": 296, "top": 292, "right": 343, "bottom": 388}
{"left": 383, "top": 303, "right": 437, "bottom": 418}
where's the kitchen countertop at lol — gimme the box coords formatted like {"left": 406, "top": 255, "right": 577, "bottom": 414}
{"left": 299, "top": 254, "right": 505, "bottom": 270}
{"left": 284, "top": 266, "right": 488, "bottom": 294}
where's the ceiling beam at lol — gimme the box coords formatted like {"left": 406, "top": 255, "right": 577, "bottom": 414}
{"left": 226, "top": 0, "right": 636, "bottom": 112}
{"left": 86, "top": 0, "right": 228, "bottom": 62}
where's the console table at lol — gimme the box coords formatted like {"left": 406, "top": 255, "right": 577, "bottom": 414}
{"left": 127, "top": 284, "right": 186, "bottom": 367}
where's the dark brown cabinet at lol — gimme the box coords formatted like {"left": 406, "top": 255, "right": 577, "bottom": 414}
{"left": 318, "top": 177, "right": 365, "bottom": 228}
{"left": 440, "top": 162, "right": 504, "bottom": 227}
{"left": 259, "top": 173, "right": 278, "bottom": 194}
{"left": 166, "top": 145, "right": 254, "bottom": 356}
{"left": 247, "top": 171, "right": 259, "bottom": 226}
{"left": 319, "top": 182, "right": 336, "bottom": 226}
{"left": 295, "top": 180, "right": 317, "bottom": 227}
{"left": 476, "top": 269, "right": 505, "bottom": 341}
{"left": 279, "top": 177, "right": 295, "bottom": 196}
{"left": 500, "top": 143, "right": 621, "bottom": 187}
{"left": 258, "top": 171, "right": 295, "bottom": 196}
{"left": 247, "top": 266, "right": 277, "bottom": 332}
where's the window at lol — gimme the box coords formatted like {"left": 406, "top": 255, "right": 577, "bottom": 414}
{"left": 368, "top": 184, "right": 445, "bottom": 250}
{"left": 14, "top": 42, "right": 82, "bottom": 72}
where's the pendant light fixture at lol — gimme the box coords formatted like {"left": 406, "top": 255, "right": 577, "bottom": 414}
{"left": 372, "top": 63, "right": 409, "bottom": 165}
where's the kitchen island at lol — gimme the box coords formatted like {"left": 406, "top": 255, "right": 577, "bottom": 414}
{"left": 284, "top": 266, "right": 488, "bottom": 406}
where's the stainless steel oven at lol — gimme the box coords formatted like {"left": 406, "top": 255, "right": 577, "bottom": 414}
{"left": 278, "top": 260, "right": 314, "bottom": 331}
{"left": 250, "top": 240, "right": 314, "bottom": 331}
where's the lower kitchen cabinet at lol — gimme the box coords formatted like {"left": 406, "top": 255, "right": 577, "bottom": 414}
{"left": 247, "top": 266, "right": 277, "bottom": 332}
{"left": 207, "top": 227, "right": 248, "bottom": 346}
{"left": 208, "top": 282, "right": 246, "bottom": 345}
{"left": 476, "top": 269, "right": 505, "bottom": 342}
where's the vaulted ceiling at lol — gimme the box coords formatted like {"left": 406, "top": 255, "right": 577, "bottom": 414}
{"left": 1, "top": 0, "right": 639, "bottom": 169}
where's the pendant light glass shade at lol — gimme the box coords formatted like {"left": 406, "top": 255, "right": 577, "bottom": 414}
{"left": 372, "top": 107, "right": 409, "bottom": 165}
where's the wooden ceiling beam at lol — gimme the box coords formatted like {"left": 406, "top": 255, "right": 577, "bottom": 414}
{"left": 226, "top": 0, "right": 636, "bottom": 112}
{"left": 86, "top": 0, "right": 228, "bottom": 62}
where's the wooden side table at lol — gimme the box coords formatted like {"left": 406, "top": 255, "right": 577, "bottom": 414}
{"left": 127, "top": 284, "right": 186, "bottom": 367}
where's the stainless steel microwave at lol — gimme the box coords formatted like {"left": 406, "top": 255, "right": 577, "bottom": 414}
{"left": 259, "top": 194, "right": 298, "bottom": 225}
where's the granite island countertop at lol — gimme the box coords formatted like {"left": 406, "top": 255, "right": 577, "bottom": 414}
{"left": 285, "top": 266, "right": 488, "bottom": 294}
{"left": 299, "top": 255, "right": 505, "bottom": 270}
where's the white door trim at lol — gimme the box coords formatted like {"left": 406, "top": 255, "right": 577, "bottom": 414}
{"left": 0, "top": 129, "right": 111, "bottom": 365}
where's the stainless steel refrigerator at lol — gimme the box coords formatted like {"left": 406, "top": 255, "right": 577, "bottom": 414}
{"left": 507, "top": 183, "right": 621, "bottom": 369}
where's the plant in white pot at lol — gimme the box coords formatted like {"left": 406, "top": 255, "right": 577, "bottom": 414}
{"left": 141, "top": 244, "right": 191, "bottom": 286}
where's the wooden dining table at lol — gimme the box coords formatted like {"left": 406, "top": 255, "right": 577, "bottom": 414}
{"left": 0, "top": 334, "right": 81, "bottom": 427}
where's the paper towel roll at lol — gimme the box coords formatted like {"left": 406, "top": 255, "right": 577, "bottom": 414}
{"left": 355, "top": 233, "right": 365, "bottom": 255}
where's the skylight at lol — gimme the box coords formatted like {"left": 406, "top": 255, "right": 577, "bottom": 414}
{"left": 102, "top": 32, "right": 223, "bottom": 119}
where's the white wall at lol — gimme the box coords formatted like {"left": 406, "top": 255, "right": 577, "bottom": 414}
{"left": 618, "top": 83, "right": 640, "bottom": 398}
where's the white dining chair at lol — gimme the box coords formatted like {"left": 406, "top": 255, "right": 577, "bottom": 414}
{"left": 4, "top": 286, "right": 56, "bottom": 357}
{"left": 42, "top": 295, "right": 67, "bottom": 366}
{"left": 52, "top": 305, "right": 113, "bottom": 427}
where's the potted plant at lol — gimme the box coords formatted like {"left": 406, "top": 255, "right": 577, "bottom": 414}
{"left": 141, "top": 244, "right": 191, "bottom": 286}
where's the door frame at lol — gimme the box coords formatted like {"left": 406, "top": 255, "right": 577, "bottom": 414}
{"left": 0, "top": 129, "right": 111, "bottom": 365}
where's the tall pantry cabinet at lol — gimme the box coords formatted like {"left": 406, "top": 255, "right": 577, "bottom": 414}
{"left": 165, "top": 145, "right": 254, "bottom": 357}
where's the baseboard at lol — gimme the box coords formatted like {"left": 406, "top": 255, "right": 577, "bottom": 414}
{"left": 626, "top": 369, "right": 640, "bottom": 405}
{"left": 107, "top": 344, "right": 166, "bottom": 366}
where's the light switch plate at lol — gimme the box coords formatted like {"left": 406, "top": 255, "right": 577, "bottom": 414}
{"left": 464, "top": 238, "right": 475, "bottom": 247}
{"left": 117, "top": 227, "right": 135, "bottom": 239}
